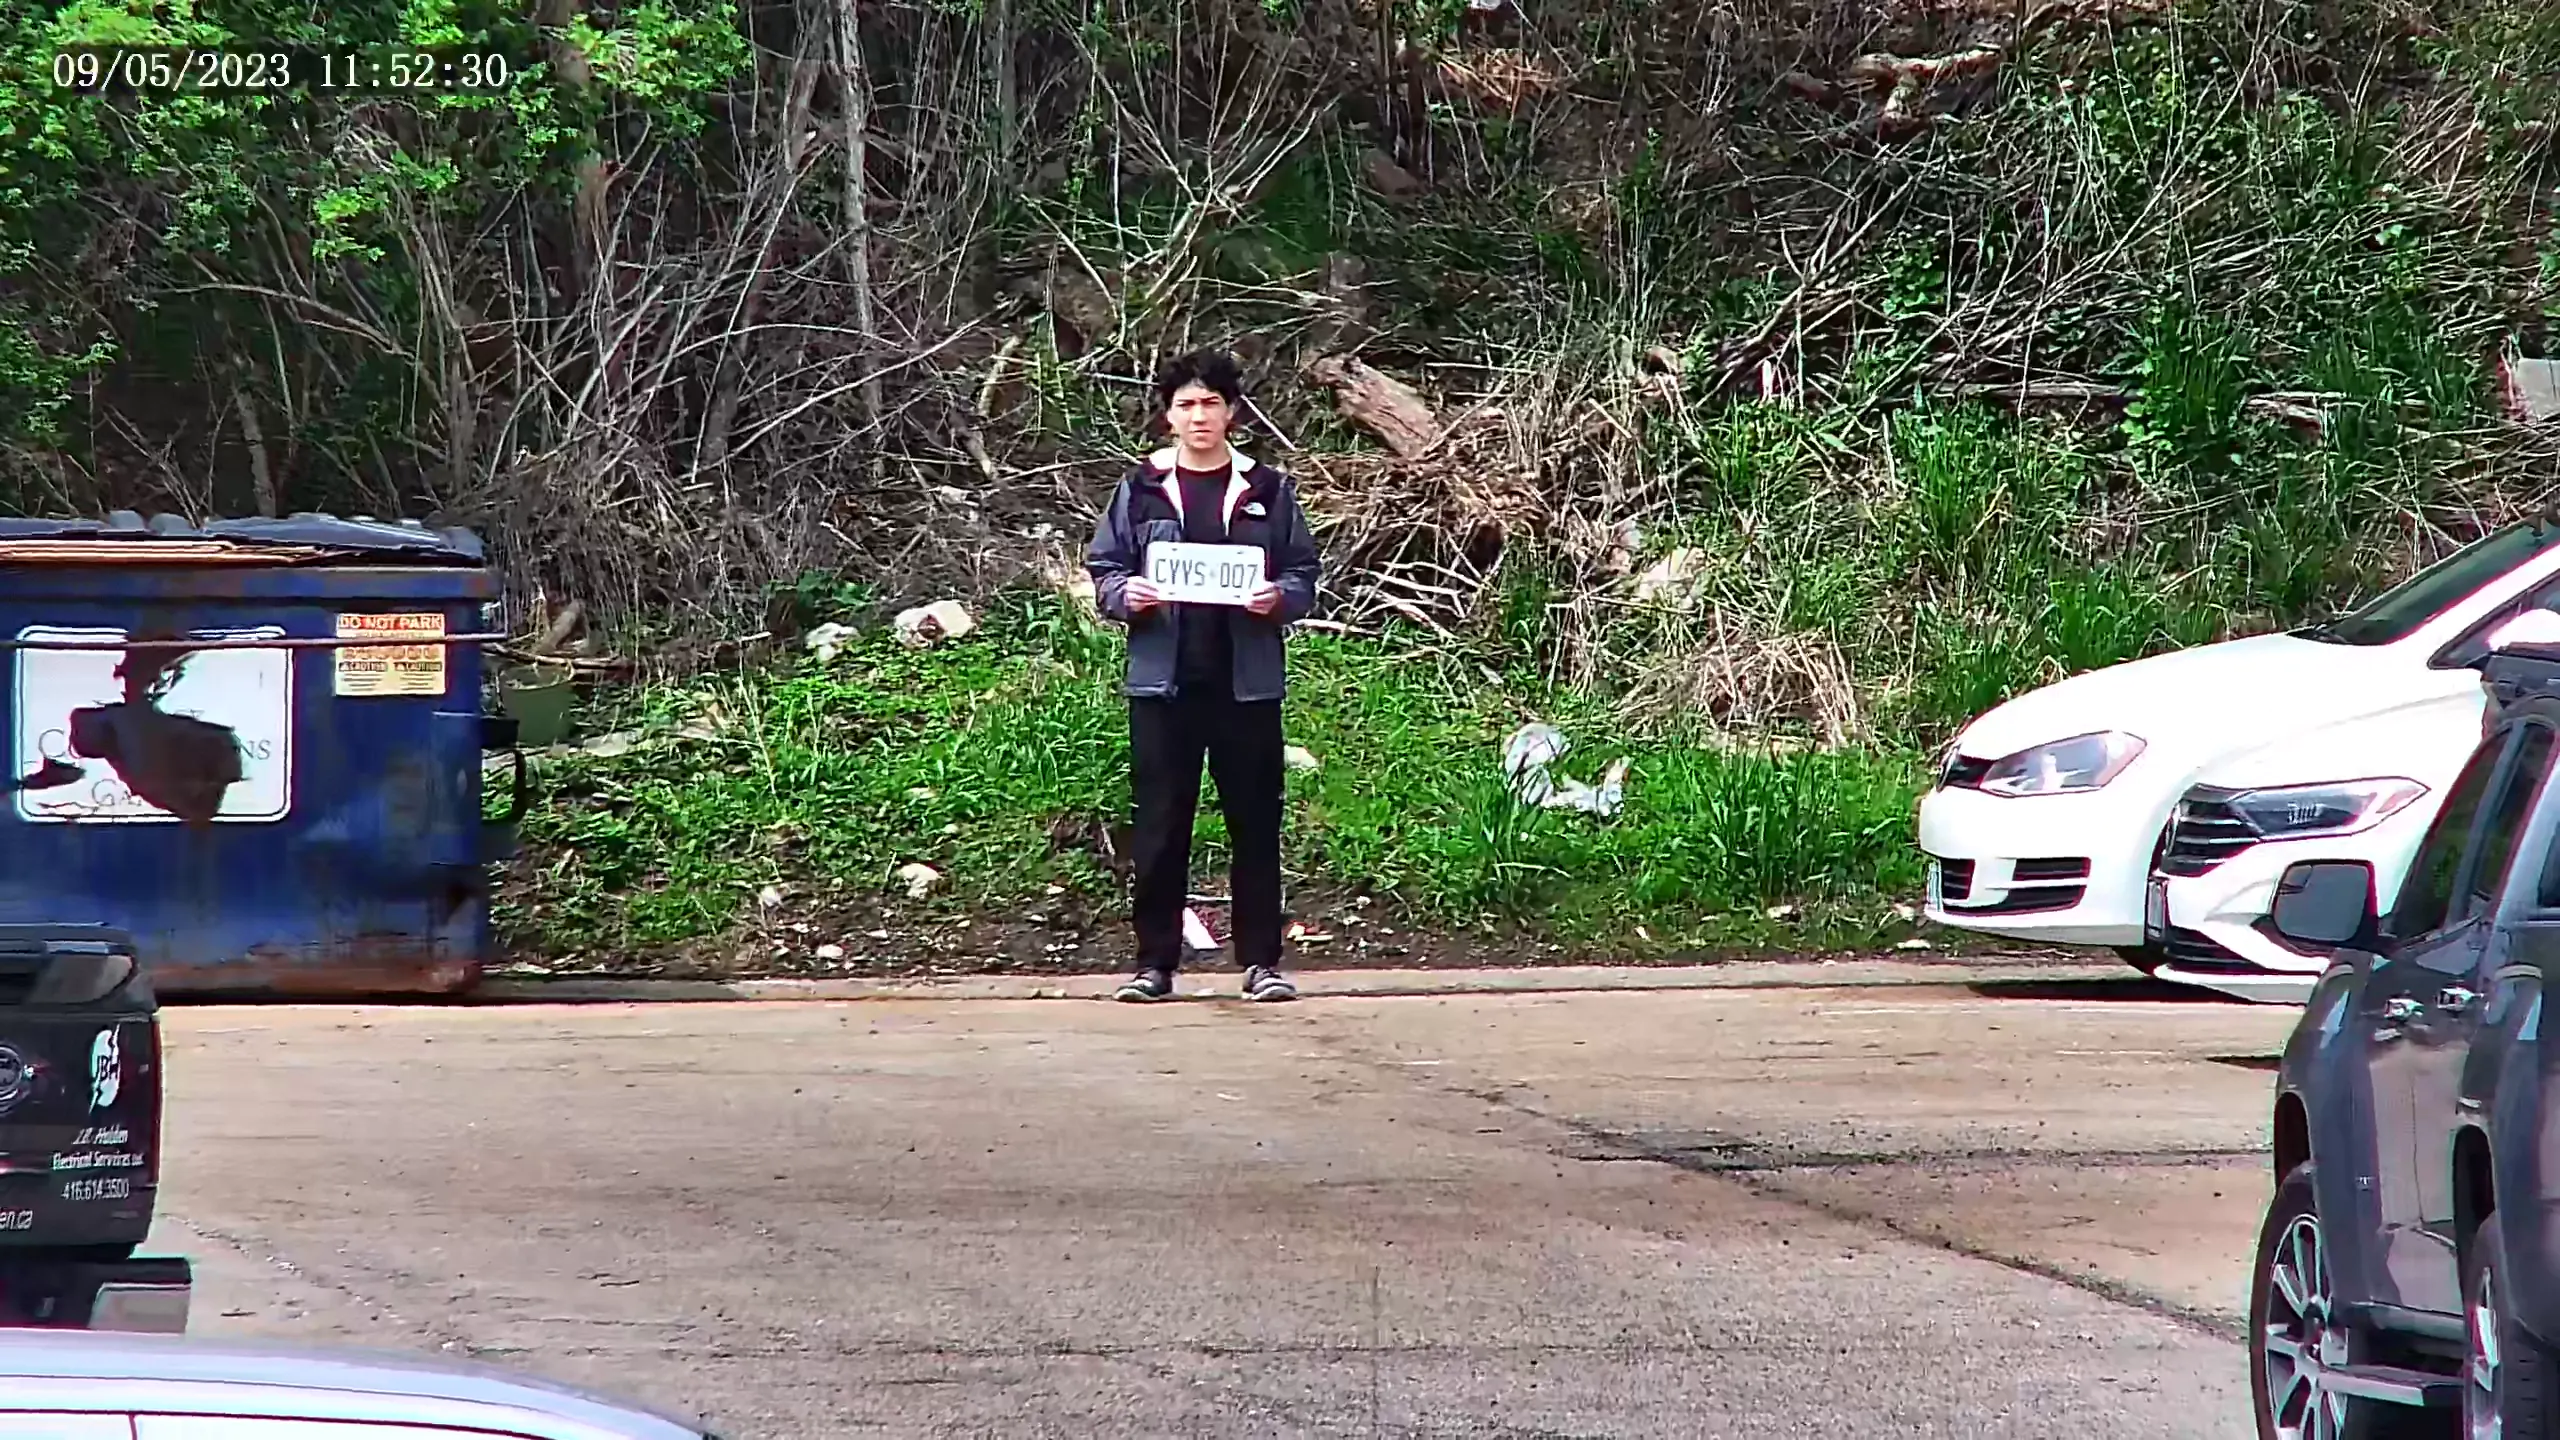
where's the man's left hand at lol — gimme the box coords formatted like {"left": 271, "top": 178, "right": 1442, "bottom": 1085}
{"left": 1244, "top": 582, "right": 1284, "bottom": 617}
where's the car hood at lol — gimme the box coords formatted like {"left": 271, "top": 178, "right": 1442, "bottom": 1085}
{"left": 1957, "top": 631, "right": 2479, "bottom": 768}
{"left": 2188, "top": 688, "right": 2485, "bottom": 791}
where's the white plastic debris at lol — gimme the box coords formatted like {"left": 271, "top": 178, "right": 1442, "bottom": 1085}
{"left": 896, "top": 862, "right": 943, "bottom": 899}
{"left": 1183, "top": 907, "right": 1219, "bottom": 953}
{"left": 804, "top": 622, "right": 854, "bottom": 663}
{"left": 1284, "top": 744, "right": 1322, "bottom": 772}
{"left": 1500, "top": 723, "right": 1628, "bottom": 816}
{"left": 895, "top": 599, "right": 977, "bottom": 649}
{"left": 1892, "top": 903, "right": 1919, "bottom": 922}
{"left": 1632, "top": 547, "right": 1707, "bottom": 606}
{"left": 757, "top": 885, "right": 785, "bottom": 910}
{"left": 1766, "top": 904, "right": 1800, "bottom": 922}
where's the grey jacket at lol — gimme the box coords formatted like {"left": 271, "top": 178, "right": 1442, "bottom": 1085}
{"left": 1084, "top": 446, "right": 1322, "bottom": 701}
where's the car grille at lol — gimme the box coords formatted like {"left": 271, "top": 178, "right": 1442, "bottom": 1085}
{"left": 2159, "top": 924, "right": 2259, "bottom": 975}
{"left": 2159, "top": 787, "right": 2259, "bottom": 877}
{"left": 1934, "top": 858, "right": 1976, "bottom": 901}
{"left": 1932, "top": 857, "right": 2087, "bottom": 914}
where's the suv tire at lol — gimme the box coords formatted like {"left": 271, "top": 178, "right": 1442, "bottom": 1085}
{"left": 2467, "top": 1217, "right": 2560, "bottom": 1438}
{"left": 2252, "top": 1163, "right": 2432, "bottom": 1440}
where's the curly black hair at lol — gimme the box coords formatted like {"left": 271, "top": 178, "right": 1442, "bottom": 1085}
{"left": 1153, "top": 348, "right": 1245, "bottom": 410}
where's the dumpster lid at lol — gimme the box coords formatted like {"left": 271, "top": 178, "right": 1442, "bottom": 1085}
{"left": 0, "top": 512, "right": 483, "bottom": 565}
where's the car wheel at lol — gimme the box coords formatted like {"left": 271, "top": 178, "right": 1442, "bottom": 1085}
{"left": 2254, "top": 1163, "right": 2430, "bottom": 1440}
{"left": 2116, "top": 945, "right": 2167, "bottom": 976}
{"left": 2466, "top": 1217, "right": 2560, "bottom": 1439}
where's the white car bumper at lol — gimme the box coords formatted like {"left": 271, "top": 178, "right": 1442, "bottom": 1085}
{"left": 2148, "top": 799, "right": 2431, "bottom": 1004}
{"left": 1916, "top": 782, "right": 2163, "bottom": 946}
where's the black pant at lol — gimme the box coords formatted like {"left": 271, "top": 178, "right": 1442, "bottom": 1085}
{"left": 1129, "top": 691, "right": 1284, "bottom": 971}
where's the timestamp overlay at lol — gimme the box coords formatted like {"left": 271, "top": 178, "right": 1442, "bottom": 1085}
{"left": 46, "top": 45, "right": 518, "bottom": 96}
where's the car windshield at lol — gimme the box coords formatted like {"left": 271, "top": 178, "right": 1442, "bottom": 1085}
{"left": 2302, "top": 520, "right": 2560, "bottom": 646}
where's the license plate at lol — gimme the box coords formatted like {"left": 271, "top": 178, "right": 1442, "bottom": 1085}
{"left": 1928, "top": 862, "right": 1944, "bottom": 907}
{"left": 2145, "top": 879, "right": 2169, "bottom": 942}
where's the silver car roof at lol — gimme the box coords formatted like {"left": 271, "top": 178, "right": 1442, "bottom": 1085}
{"left": 0, "top": 1330, "right": 705, "bottom": 1439}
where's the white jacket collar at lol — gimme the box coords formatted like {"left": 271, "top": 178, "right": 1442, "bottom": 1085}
{"left": 1148, "top": 445, "right": 1253, "bottom": 475}
{"left": 1149, "top": 446, "right": 1256, "bottom": 526}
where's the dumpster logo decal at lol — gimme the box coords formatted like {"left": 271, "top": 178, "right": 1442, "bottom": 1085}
{"left": 10, "top": 625, "right": 292, "bottom": 825}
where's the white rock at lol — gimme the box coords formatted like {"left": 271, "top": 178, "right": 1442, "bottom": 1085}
{"left": 896, "top": 862, "right": 943, "bottom": 899}
{"left": 1895, "top": 938, "right": 1934, "bottom": 951}
{"left": 1283, "top": 744, "right": 1321, "bottom": 772}
{"left": 868, "top": 929, "right": 891, "bottom": 941}
{"left": 1893, "top": 903, "right": 1919, "bottom": 922}
{"left": 757, "top": 886, "right": 785, "bottom": 910}
{"left": 804, "top": 622, "right": 855, "bottom": 663}
{"left": 895, "top": 599, "right": 977, "bottom": 649}
{"left": 1766, "top": 904, "right": 1800, "bottom": 922}
{"left": 814, "top": 943, "right": 846, "bottom": 961}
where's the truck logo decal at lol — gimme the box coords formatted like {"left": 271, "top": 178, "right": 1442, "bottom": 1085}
{"left": 89, "top": 1027, "right": 120, "bottom": 1111}
{"left": 0, "top": 1044, "right": 27, "bottom": 1115}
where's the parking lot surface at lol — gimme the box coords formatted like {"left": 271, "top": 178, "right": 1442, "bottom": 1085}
{"left": 150, "top": 962, "right": 2293, "bottom": 1437}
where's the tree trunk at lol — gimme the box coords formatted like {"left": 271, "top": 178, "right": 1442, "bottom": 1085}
{"left": 988, "top": 0, "right": 1016, "bottom": 165}
{"left": 230, "top": 371, "right": 279, "bottom": 517}
{"left": 830, "top": 0, "right": 885, "bottom": 443}
{"left": 538, "top": 0, "right": 610, "bottom": 305}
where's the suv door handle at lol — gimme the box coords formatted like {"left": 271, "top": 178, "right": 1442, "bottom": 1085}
{"left": 2439, "top": 986, "right": 2480, "bottom": 1013}
{"left": 2382, "top": 996, "right": 2424, "bottom": 1021}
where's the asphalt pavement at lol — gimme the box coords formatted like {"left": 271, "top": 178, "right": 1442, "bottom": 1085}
{"left": 148, "top": 959, "right": 2291, "bottom": 1438}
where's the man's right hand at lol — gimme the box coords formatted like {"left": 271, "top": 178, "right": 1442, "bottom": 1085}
{"left": 1123, "top": 577, "right": 1165, "bottom": 615}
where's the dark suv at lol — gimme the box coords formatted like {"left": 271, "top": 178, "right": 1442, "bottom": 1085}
{"left": 2257, "top": 648, "right": 2560, "bottom": 1438}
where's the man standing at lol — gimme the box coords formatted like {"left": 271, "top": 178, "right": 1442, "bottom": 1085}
{"left": 1085, "top": 350, "right": 1323, "bottom": 1002}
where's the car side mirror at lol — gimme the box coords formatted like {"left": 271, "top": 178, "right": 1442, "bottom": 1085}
{"left": 2269, "top": 860, "right": 2380, "bottom": 952}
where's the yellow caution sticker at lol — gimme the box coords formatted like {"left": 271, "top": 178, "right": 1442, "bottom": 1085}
{"left": 335, "top": 612, "right": 447, "bottom": 697}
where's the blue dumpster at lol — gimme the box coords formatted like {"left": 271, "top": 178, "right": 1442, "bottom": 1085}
{"left": 0, "top": 512, "right": 520, "bottom": 996}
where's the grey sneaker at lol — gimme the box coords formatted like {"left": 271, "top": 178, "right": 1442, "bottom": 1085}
{"left": 1114, "top": 968, "right": 1175, "bottom": 1003}
{"left": 1243, "top": 965, "right": 1297, "bottom": 1002}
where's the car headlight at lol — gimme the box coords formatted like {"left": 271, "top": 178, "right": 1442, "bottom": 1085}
{"left": 1978, "top": 731, "right": 2147, "bottom": 797}
{"left": 2224, "top": 778, "right": 2428, "bottom": 839}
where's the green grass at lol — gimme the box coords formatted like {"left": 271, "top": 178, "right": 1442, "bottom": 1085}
{"left": 493, "top": 1, "right": 2560, "bottom": 970}
{"left": 500, "top": 594, "right": 1932, "bottom": 965}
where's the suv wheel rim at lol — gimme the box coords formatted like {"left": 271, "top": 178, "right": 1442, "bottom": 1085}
{"left": 2470, "top": 1264, "right": 2503, "bottom": 1440}
{"left": 2264, "top": 1212, "right": 2351, "bottom": 1440}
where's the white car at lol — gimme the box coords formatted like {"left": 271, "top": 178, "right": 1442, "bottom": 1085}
{"left": 1918, "top": 517, "right": 2560, "bottom": 1003}
{"left": 0, "top": 1328, "right": 709, "bottom": 1438}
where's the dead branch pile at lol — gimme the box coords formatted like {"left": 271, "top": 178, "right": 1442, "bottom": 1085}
{"left": 9, "top": 0, "right": 2555, "bottom": 695}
